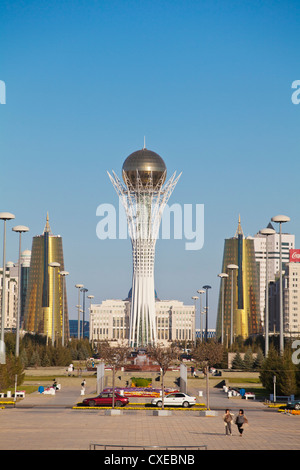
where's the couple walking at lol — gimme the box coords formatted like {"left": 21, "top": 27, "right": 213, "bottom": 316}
{"left": 223, "top": 409, "right": 248, "bottom": 436}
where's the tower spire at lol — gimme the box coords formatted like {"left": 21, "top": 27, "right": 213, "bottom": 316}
{"left": 235, "top": 214, "right": 244, "bottom": 237}
{"left": 43, "top": 212, "right": 52, "bottom": 234}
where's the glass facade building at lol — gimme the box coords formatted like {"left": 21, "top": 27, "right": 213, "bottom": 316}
{"left": 23, "top": 215, "right": 69, "bottom": 343}
{"left": 216, "top": 217, "right": 261, "bottom": 342}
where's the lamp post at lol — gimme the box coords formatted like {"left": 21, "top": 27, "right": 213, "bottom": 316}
{"left": 191, "top": 296, "right": 198, "bottom": 346}
{"left": 59, "top": 271, "right": 69, "bottom": 347}
{"left": 75, "top": 284, "right": 83, "bottom": 339}
{"left": 271, "top": 215, "right": 290, "bottom": 355}
{"left": 218, "top": 273, "right": 228, "bottom": 345}
{"left": 197, "top": 290, "right": 205, "bottom": 343}
{"left": 12, "top": 225, "right": 29, "bottom": 357}
{"left": 49, "top": 262, "right": 60, "bottom": 346}
{"left": 259, "top": 227, "right": 276, "bottom": 356}
{"left": 87, "top": 295, "right": 94, "bottom": 344}
{"left": 227, "top": 264, "right": 239, "bottom": 347}
{"left": 202, "top": 285, "right": 211, "bottom": 342}
{"left": 0, "top": 212, "right": 15, "bottom": 359}
{"left": 80, "top": 287, "right": 88, "bottom": 339}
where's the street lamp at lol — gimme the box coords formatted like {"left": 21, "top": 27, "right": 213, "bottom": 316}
{"left": 227, "top": 264, "right": 239, "bottom": 347}
{"left": 80, "top": 287, "right": 88, "bottom": 339}
{"left": 59, "top": 271, "right": 69, "bottom": 347}
{"left": 218, "top": 273, "right": 229, "bottom": 345}
{"left": 75, "top": 284, "right": 84, "bottom": 339}
{"left": 259, "top": 227, "right": 276, "bottom": 356}
{"left": 202, "top": 285, "right": 211, "bottom": 342}
{"left": 191, "top": 296, "right": 198, "bottom": 346}
{"left": 197, "top": 289, "right": 205, "bottom": 342}
{"left": 12, "top": 225, "right": 29, "bottom": 357}
{"left": 49, "top": 262, "right": 60, "bottom": 346}
{"left": 271, "top": 214, "right": 290, "bottom": 355}
{"left": 0, "top": 212, "right": 15, "bottom": 359}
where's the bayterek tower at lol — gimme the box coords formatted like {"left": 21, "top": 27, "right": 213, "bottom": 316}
{"left": 108, "top": 145, "right": 180, "bottom": 347}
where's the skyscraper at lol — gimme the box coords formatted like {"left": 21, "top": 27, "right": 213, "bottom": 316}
{"left": 23, "top": 215, "right": 69, "bottom": 343}
{"left": 253, "top": 223, "right": 295, "bottom": 324}
{"left": 108, "top": 146, "right": 180, "bottom": 347}
{"left": 216, "top": 216, "right": 261, "bottom": 342}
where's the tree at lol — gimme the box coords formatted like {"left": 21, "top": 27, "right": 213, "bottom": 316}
{"left": 260, "top": 346, "right": 297, "bottom": 396}
{"left": 147, "top": 343, "right": 180, "bottom": 409}
{"left": 243, "top": 348, "right": 254, "bottom": 371}
{"left": 231, "top": 352, "right": 244, "bottom": 369}
{"left": 192, "top": 341, "right": 223, "bottom": 409}
{"left": 98, "top": 341, "right": 131, "bottom": 408}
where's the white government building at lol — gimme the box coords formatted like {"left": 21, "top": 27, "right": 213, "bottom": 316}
{"left": 89, "top": 294, "right": 196, "bottom": 347}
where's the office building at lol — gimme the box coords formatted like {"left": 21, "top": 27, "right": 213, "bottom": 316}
{"left": 216, "top": 216, "right": 261, "bottom": 342}
{"left": 89, "top": 294, "right": 195, "bottom": 347}
{"left": 23, "top": 214, "right": 69, "bottom": 343}
{"left": 254, "top": 223, "right": 295, "bottom": 325}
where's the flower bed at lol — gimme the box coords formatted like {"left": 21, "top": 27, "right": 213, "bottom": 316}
{"left": 103, "top": 387, "right": 179, "bottom": 398}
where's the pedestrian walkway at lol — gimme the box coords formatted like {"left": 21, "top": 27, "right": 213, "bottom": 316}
{"left": 0, "top": 380, "right": 298, "bottom": 450}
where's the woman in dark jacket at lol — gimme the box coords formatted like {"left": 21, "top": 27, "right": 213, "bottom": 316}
{"left": 235, "top": 409, "right": 248, "bottom": 436}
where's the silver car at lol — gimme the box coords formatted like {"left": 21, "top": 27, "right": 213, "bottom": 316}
{"left": 151, "top": 392, "right": 196, "bottom": 408}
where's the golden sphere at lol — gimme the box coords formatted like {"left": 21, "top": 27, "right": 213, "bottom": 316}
{"left": 122, "top": 148, "right": 166, "bottom": 189}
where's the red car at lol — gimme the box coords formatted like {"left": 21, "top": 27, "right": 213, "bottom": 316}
{"left": 82, "top": 391, "right": 129, "bottom": 407}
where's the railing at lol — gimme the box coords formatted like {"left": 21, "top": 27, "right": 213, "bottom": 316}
{"left": 89, "top": 443, "right": 207, "bottom": 450}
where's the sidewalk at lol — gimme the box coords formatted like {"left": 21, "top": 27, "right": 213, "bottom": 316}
{"left": 1, "top": 379, "right": 298, "bottom": 450}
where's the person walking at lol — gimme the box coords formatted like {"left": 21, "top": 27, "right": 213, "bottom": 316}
{"left": 235, "top": 409, "right": 248, "bottom": 436}
{"left": 223, "top": 409, "right": 234, "bottom": 436}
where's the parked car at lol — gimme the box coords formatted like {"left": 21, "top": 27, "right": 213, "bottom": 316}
{"left": 286, "top": 400, "right": 300, "bottom": 410}
{"left": 82, "top": 392, "right": 129, "bottom": 407}
{"left": 151, "top": 392, "right": 196, "bottom": 408}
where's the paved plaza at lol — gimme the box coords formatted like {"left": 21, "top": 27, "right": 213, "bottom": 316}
{"left": 0, "top": 375, "right": 299, "bottom": 451}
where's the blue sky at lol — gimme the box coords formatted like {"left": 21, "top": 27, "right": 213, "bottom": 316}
{"left": 1, "top": 0, "right": 300, "bottom": 327}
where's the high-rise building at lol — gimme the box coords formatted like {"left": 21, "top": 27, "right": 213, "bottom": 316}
{"left": 108, "top": 146, "right": 180, "bottom": 347}
{"left": 23, "top": 215, "right": 69, "bottom": 343}
{"left": 269, "top": 250, "right": 300, "bottom": 338}
{"left": 253, "top": 223, "right": 295, "bottom": 325}
{"left": 0, "top": 263, "right": 18, "bottom": 331}
{"left": 216, "top": 216, "right": 261, "bottom": 342}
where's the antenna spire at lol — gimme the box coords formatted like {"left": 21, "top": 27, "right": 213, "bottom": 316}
{"left": 143, "top": 136, "right": 146, "bottom": 149}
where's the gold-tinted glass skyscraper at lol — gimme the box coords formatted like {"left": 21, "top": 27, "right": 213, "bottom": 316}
{"left": 216, "top": 216, "right": 261, "bottom": 342}
{"left": 23, "top": 215, "right": 69, "bottom": 343}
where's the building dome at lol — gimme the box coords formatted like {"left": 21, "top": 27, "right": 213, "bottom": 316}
{"left": 122, "top": 148, "right": 166, "bottom": 189}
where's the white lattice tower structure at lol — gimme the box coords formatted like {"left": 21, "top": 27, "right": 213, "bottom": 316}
{"left": 108, "top": 158, "right": 180, "bottom": 347}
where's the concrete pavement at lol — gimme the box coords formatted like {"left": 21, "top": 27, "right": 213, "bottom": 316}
{"left": 0, "top": 377, "right": 299, "bottom": 450}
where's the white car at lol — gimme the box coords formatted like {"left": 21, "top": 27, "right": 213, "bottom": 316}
{"left": 151, "top": 393, "right": 197, "bottom": 408}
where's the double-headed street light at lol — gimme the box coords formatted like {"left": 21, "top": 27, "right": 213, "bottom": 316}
{"left": 191, "top": 296, "right": 198, "bottom": 346}
{"left": 227, "top": 264, "right": 239, "bottom": 347}
{"left": 75, "top": 284, "right": 84, "bottom": 339}
{"left": 49, "top": 262, "right": 60, "bottom": 346}
{"left": 80, "top": 287, "right": 88, "bottom": 339}
{"left": 12, "top": 225, "right": 29, "bottom": 357}
{"left": 202, "top": 285, "right": 211, "bottom": 342}
{"left": 197, "top": 289, "right": 205, "bottom": 342}
{"left": 218, "top": 273, "right": 228, "bottom": 345}
{"left": 59, "top": 271, "right": 69, "bottom": 347}
{"left": 259, "top": 227, "right": 276, "bottom": 356}
{"left": 271, "top": 214, "right": 290, "bottom": 355}
{"left": 0, "top": 212, "right": 15, "bottom": 361}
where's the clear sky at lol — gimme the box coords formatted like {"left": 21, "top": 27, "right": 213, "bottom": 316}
{"left": 1, "top": 0, "right": 300, "bottom": 328}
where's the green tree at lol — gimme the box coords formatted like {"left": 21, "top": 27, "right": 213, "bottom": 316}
{"left": 231, "top": 352, "right": 243, "bottom": 369}
{"left": 243, "top": 348, "right": 254, "bottom": 371}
